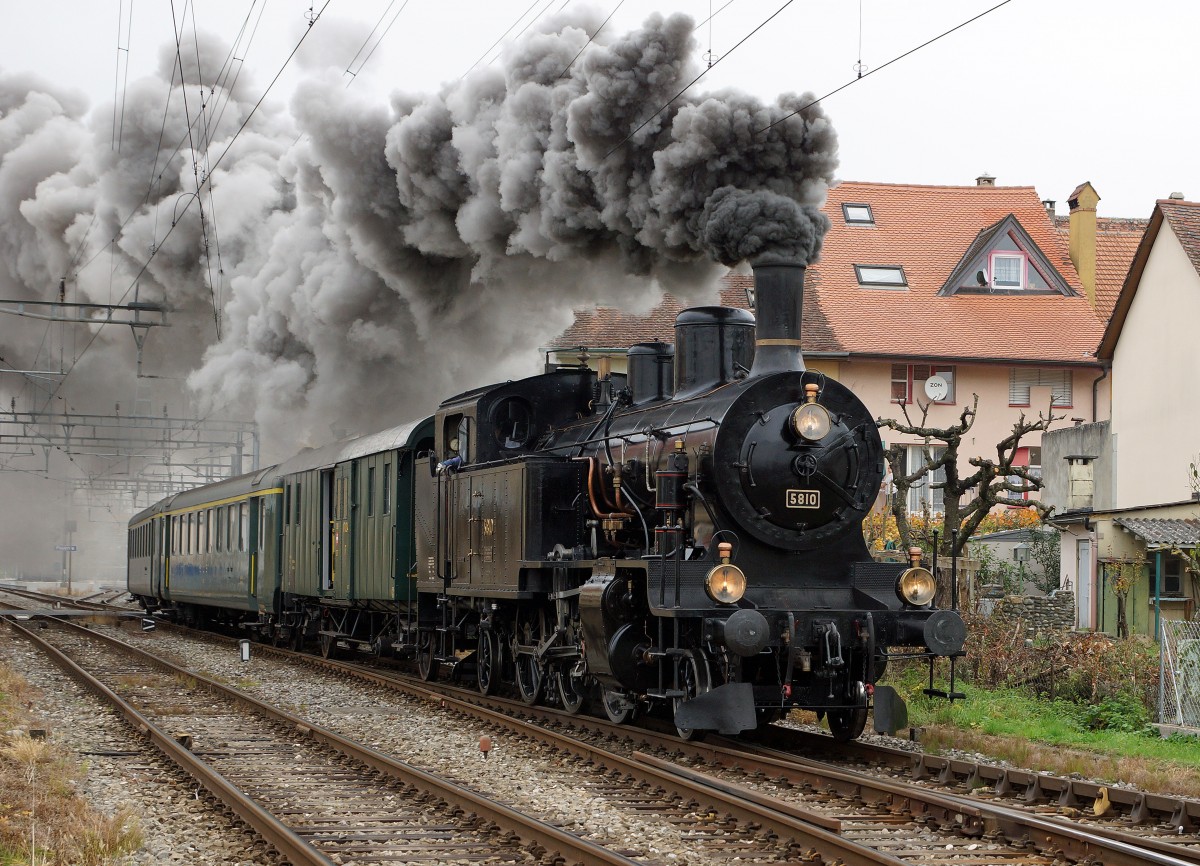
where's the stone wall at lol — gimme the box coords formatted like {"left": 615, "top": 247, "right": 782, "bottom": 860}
{"left": 982, "top": 587, "right": 1076, "bottom": 635}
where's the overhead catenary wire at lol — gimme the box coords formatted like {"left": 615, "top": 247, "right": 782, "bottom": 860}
{"left": 44, "top": 0, "right": 336, "bottom": 409}
{"left": 755, "top": 0, "right": 1016, "bottom": 135}
{"left": 556, "top": 0, "right": 625, "bottom": 79}
{"left": 344, "top": 0, "right": 412, "bottom": 86}
{"left": 112, "top": 0, "right": 135, "bottom": 152}
{"left": 602, "top": 0, "right": 797, "bottom": 160}
{"left": 461, "top": 0, "right": 542, "bottom": 78}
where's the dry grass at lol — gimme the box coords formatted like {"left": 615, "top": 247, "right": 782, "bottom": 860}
{"left": 0, "top": 665, "right": 143, "bottom": 864}
{"left": 919, "top": 725, "right": 1200, "bottom": 799}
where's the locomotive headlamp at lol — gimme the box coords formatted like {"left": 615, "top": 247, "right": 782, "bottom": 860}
{"left": 791, "top": 383, "right": 831, "bottom": 441}
{"left": 705, "top": 542, "right": 747, "bottom": 605}
{"left": 896, "top": 548, "right": 936, "bottom": 607}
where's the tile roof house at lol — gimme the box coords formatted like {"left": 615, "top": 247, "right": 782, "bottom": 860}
{"left": 549, "top": 178, "right": 1140, "bottom": 514}
{"left": 1044, "top": 196, "right": 1200, "bottom": 637}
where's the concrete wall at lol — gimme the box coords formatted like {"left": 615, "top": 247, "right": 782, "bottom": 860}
{"left": 1041, "top": 420, "right": 1114, "bottom": 512}
{"left": 1111, "top": 223, "right": 1200, "bottom": 508}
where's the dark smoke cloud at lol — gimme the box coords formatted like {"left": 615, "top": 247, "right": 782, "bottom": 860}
{"left": 0, "top": 6, "right": 838, "bottom": 554}
{"left": 701, "top": 186, "right": 831, "bottom": 265}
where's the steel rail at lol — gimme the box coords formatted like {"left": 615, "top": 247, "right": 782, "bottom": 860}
{"left": 5, "top": 615, "right": 641, "bottom": 866}
{"left": 298, "top": 646, "right": 1200, "bottom": 866}
{"left": 3, "top": 617, "right": 334, "bottom": 866}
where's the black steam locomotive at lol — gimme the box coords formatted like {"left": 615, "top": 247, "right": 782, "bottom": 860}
{"left": 129, "top": 258, "right": 964, "bottom": 740}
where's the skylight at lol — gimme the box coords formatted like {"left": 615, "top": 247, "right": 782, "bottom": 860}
{"left": 855, "top": 265, "right": 907, "bottom": 288}
{"left": 843, "top": 203, "right": 874, "bottom": 224}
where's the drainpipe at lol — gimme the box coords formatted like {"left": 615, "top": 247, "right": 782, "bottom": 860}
{"left": 1091, "top": 364, "right": 1109, "bottom": 423}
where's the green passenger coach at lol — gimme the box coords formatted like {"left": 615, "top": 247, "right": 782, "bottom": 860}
{"left": 128, "top": 416, "right": 435, "bottom": 657}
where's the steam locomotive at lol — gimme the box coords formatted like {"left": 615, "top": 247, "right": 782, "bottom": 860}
{"left": 128, "top": 259, "right": 965, "bottom": 740}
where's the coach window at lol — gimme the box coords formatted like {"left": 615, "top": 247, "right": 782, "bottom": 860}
{"left": 383, "top": 463, "right": 391, "bottom": 514}
{"left": 367, "top": 467, "right": 376, "bottom": 517}
{"left": 285, "top": 485, "right": 292, "bottom": 528}
{"left": 295, "top": 482, "right": 302, "bottom": 525}
{"left": 239, "top": 503, "right": 247, "bottom": 552}
{"left": 259, "top": 500, "right": 266, "bottom": 552}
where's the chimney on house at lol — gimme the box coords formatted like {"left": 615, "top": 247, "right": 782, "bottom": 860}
{"left": 1067, "top": 182, "right": 1099, "bottom": 309}
{"left": 976, "top": 173, "right": 996, "bottom": 187}
{"left": 1042, "top": 200, "right": 1056, "bottom": 215}
{"left": 1169, "top": 191, "right": 1185, "bottom": 200}
{"left": 1065, "top": 455, "right": 1096, "bottom": 512}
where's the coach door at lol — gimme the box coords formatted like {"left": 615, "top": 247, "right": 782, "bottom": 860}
{"left": 153, "top": 516, "right": 165, "bottom": 597}
{"left": 331, "top": 463, "right": 355, "bottom": 599}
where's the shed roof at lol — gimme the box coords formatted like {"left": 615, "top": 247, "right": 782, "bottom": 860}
{"left": 1113, "top": 517, "right": 1200, "bottom": 548}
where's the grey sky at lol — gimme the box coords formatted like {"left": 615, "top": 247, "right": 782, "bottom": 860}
{"left": 3, "top": 0, "right": 1191, "bottom": 219}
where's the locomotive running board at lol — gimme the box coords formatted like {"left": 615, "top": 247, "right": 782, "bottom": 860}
{"left": 673, "top": 683, "right": 757, "bottom": 734}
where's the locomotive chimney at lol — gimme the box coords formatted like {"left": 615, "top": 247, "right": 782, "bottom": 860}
{"left": 748, "top": 258, "right": 807, "bottom": 377}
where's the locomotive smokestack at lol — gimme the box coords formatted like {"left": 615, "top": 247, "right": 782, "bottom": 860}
{"left": 748, "top": 259, "right": 806, "bottom": 376}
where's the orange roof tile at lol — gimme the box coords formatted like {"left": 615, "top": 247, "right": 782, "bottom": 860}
{"left": 1054, "top": 215, "right": 1148, "bottom": 323}
{"left": 552, "top": 181, "right": 1111, "bottom": 366}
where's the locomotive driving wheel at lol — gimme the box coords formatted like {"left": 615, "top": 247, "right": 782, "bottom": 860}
{"left": 513, "top": 608, "right": 547, "bottom": 706}
{"left": 476, "top": 628, "right": 501, "bottom": 696}
{"left": 827, "top": 707, "right": 868, "bottom": 741}
{"left": 673, "top": 649, "right": 712, "bottom": 741}
{"left": 600, "top": 686, "right": 635, "bottom": 724}
{"left": 554, "top": 665, "right": 588, "bottom": 714}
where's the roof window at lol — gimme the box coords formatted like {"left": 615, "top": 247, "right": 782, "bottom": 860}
{"left": 854, "top": 264, "right": 907, "bottom": 288}
{"left": 842, "top": 203, "right": 874, "bottom": 224}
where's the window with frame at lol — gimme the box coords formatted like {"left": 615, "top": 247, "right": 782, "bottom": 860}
{"left": 855, "top": 264, "right": 907, "bottom": 288}
{"left": 890, "top": 363, "right": 955, "bottom": 404}
{"left": 990, "top": 252, "right": 1026, "bottom": 288}
{"left": 239, "top": 503, "right": 248, "bottom": 552}
{"left": 842, "top": 202, "right": 875, "bottom": 224}
{"left": 1162, "top": 558, "right": 1183, "bottom": 597}
{"left": 367, "top": 467, "right": 376, "bottom": 517}
{"left": 906, "top": 445, "right": 947, "bottom": 513}
{"left": 1009, "top": 367, "right": 1072, "bottom": 407}
{"left": 383, "top": 463, "right": 391, "bottom": 514}
{"left": 295, "top": 482, "right": 302, "bottom": 525}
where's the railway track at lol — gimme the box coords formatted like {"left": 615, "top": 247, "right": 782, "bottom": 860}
{"left": 6, "top": 597, "right": 1197, "bottom": 866}
{"left": 2, "top": 614, "right": 641, "bottom": 866}
{"left": 81, "top": 618, "right": 1200, "bottom": 866}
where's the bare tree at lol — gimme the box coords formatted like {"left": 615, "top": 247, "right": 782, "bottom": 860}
{"left": 878, "top": 395, "right": 1063, "bottom": 559}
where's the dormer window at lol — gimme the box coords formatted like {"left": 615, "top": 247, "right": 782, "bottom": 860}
{"left": 843, "top": 203, "right": 874, "bottom": 224}
{"left": 939, "top": 214, "right": 1073, "bottom": 297}
{"left": 855, "top": 264, "right": 907, "bottom": 288}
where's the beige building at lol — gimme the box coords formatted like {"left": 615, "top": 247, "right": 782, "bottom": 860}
{"left": 1045, "top": 196, "right": 1200, "bottom": 636}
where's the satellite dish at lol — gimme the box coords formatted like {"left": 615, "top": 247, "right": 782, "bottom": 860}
{"left": 924, "top": 375, "right": 949, "bottom": 402}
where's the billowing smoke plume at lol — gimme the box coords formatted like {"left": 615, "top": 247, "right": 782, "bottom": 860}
{"left": 702, "top": 186, "right": 831, "bottom": 265}
{"left": 0, "top": 6, "right": 837, "bottom": 566}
